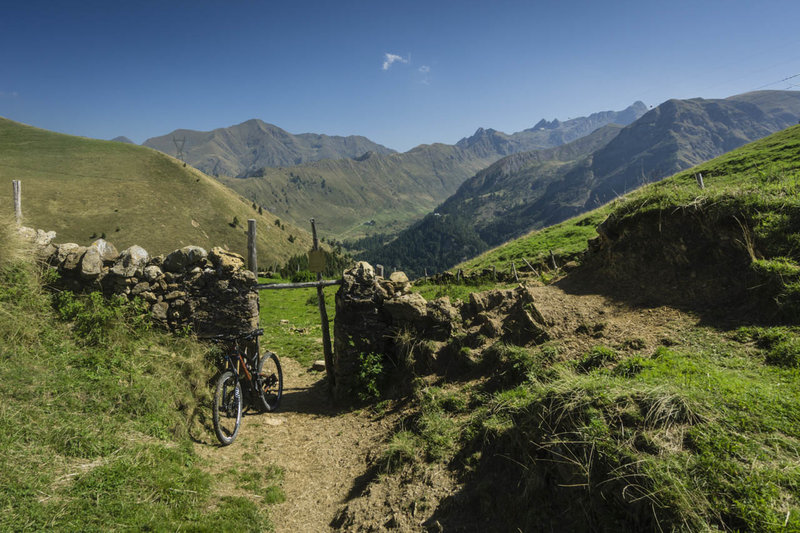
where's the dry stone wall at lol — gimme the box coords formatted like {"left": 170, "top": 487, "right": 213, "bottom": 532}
{"left": 333, "top": 262, "right": 550, "bottom": 402}
{"left": 20, "top": 227, "right": 259, "bottom": 337}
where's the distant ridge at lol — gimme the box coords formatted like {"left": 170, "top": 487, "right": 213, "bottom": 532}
{"left": 363, "top": 90, "right": 800, "bottom": 276}
{"left": 111, "top": 136, "right": 134, "bottom": 144}
{"left": 223, "top": 102, "right": 648, "bottom": 238}
{"left": 143, "top": 119, "right": 397, "bottom": 177}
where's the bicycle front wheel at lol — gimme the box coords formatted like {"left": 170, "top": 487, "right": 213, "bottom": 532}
{"left": 257, "top": 351, "right": 283, "bottom": 412}
{"left": 212, "top": 370, "right": 242, "bottom": 445}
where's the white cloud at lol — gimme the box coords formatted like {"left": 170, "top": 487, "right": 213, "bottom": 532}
{"left": 382, "top": 53, "right": 408, "bottom": 70}
{"left": 419, "top": 65, "right": 430, "bottom": 73}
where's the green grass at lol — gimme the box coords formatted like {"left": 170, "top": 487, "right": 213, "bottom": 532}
{"left": 0, "top": 116, "right": 313, "bottom": 264}
{"left": 457, "top": 206, "right": 614, "bottom": 275}
{"left": 258, "top": 276, "right": 338, "bottom": 367}
{"left": 0, "top": 217, "right": 282, "bottom": 530}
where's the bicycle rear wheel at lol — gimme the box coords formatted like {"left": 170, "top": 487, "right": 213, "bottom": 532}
{"left": 257, "top": 351, "right": 283, "bottom": 412}
{"left": 212, "top": 370, "right": 242, "bottom": 445}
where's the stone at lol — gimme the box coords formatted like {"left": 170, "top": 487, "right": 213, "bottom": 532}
{"left": 131, "top": 281, "right": 150, "bottom": 296}
{"left": 389, "top": 271, "right": 409, "bottom": 284}
{"left": 209, "top": 247, "right": 244, "bottom": 272}
{"left": 62, "top": 246, "right": 88, "bottom": 272}
{"left": 17, "top": 226, "right": 36, "bottom": 242}
{"left": 56, "top": 243, "right": 82, "bottom": 265}
{"left": 112, "top": 245, "right": 150, "bottom": 277}
{"left": 151, "top": 302, "right": 168, "bottom": 321}
{"left": 311, "top": 360, "right": 326, "bottom": 371}
{"left": 80, "top": 247, "right": 103, "bottom": 279}
{"left": 143, "top": 265, "right": 162, "bottom": 282}
{"left": 164, "top": 245, "right": 208, "bottom": 273}
{"left": 384, "top": 292, "right": 428, "bottom": 323}
{"left": 140, "top": 291, "right": 158, "bottom": 303}
{"left": 165, "top": 290, "right": 186, "bottom": 301}
{"left": 89, "top": 238, "right": 119, "bottom": 263}
{"left": 34, "top": 229, "right": 57, "bottom": 246}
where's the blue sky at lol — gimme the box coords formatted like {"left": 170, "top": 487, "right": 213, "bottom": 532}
{"left": 1, "top": 0, "right": 799, "bottom": 152}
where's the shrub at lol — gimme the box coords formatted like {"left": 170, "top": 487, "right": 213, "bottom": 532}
{"left": 355, "top": 352, "right": 384, "bottom": 402}
{"left": 765, "top": 338, "right": 800, "bottom": 368}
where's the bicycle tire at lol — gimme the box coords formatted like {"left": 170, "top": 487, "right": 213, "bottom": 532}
{"left": 212, "top": 370, "right": 242, "bottom": 445}
{"left": 256, "top": 351, "right": 283, "bottom": 412}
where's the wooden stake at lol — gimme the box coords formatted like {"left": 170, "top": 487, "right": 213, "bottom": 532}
{"left": 12, "top": 180, "right": 21, "bottom": 226}
{"left": 247, "top": 219, "right": 257, "bottom": 274}
{"left": 311, "top": 219, "right": 335, "bottom": 390}
{"left": 522, "top": 257, "right": 536, "bottom": 274}
{"left": 512, "top": 261, "right": 518, "bottom": 281}
{"left": 695, "top": 172, "right": 705, "bottom": 189}
{"left": 549, "top": 250, "right": 558, "bottom": 270}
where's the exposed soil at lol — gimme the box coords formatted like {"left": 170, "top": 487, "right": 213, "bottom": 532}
{"left": 193, "top": 356, "right": 402, "bottom": 532}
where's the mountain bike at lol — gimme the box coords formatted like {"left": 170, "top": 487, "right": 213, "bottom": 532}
{"left": 208, "top": 328, "right": 283, "bottom": 446}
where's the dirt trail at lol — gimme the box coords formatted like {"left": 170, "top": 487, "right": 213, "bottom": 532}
{"left": 194, "top": 356, "right": 397, "bottom": 532}
{"left": 193, "top": 281, "right": 699, "bottom": 531}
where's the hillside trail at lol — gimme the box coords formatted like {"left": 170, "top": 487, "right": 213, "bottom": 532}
{"left": 193, "top": 355, "right": 399, "bottom": 532}
{"left": 193, "top": 278, "right": 701, "bottom": 532}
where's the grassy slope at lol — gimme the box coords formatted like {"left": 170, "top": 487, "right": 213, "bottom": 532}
{"left": 0, "top": 117, "right": 313, "bottom": 264}
{"left": 0, "top": 217, "right": 284, "bottom": 530}
{"left": 219, "top": 144, "right": 499, "bottom": 240}
{"left": 389, "top": 125, "right": 800, "bottom": 531}
{"left": 459, "top": 124, "right": 800, "bottom": 275}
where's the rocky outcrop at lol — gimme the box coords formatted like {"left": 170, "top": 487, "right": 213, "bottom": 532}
{"left": 18, "top": 227, "right": 258, "bottom": 337}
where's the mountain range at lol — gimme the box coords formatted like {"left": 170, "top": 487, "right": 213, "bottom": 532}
{"left": 142, "top": 119, "right": 396, "bottom": 177}
{"left": 201, "top": 102, "right": 647, "bottom": 238}
{"left": 363, "top": 90, "right": 800, "bottom": 276}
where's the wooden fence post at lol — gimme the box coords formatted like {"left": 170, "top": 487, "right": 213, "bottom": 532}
{"left": 512, "top": 261, "right": 518, "bottom": 281}
{"left": 375, "top": 264, "right": 384, "bottom": 278}
{"left": 549, "top": 250, "right": 558, "bottom": 270}
{"left": 12, "top": 180, "right": 21, "bottom": 226}
{"left": 311, "top": 219, "right": 335, "bottom": 390}
{"left": 695, "top": 172, "right": 705, "bottom": 189}
{"left": 247, "top": 219, "right": 257, "bottom": 274}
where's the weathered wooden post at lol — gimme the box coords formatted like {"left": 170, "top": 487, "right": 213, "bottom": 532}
{"left": 512, "top": 261, "right": 518, "bottom": 281}
{"left": 695, "top": 172, "right": 705, "bottom": 189}
{"left": 375, "top": 264, "right": 384, "bottom": 278}
{"left": 492, "top": 265, "right": 497, "bottom": 281}
{"left": 522, "top": 257, "right": 537, "bottom": 275}
{"left": 549, "top": 250, "right": 558, "bottom": 270}
{"left": 12, "top": 180, "right": 21, "bottom": 226}
{"left": 310, "top": 219, "right": 335, "bottom": 390}
{"left": 247, "top": 219, "right": 257, "bottom": 274}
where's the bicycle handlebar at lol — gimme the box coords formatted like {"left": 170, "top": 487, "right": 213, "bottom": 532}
{"left": 201, "top": 328, "right": 264, "bottom": 343}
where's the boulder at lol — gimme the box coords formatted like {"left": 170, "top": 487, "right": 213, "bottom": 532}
{"left": 389, "top": 271, "right": 409, "bottom": 284}
{"left": 143, "top": 265, "right": 163, "bottom": 282}
{"left": 164, "top": 245, "right": 208, "bottom": 273}
{"left": 209, "top": 247, "right": 244, "bottom": 272}
{"left": 56, "top": 243, "right": 82, "bottom": 265}
{"left": 62, "top": 246, "right": 88, "bottom": 272}
{"left": 89, "top": 238, "right": 119, "bottom": 263}
{"left": 112, "top": 245, "right": 150, "bottom": 277}
{"left": 151, "top": 302, "right": 168, "bottom": 321}
{"left": 384, "top": 292, "right": 428, "bottom": 323}
{"left": 80, "top": 247, "right": 104, "bottom": 279}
